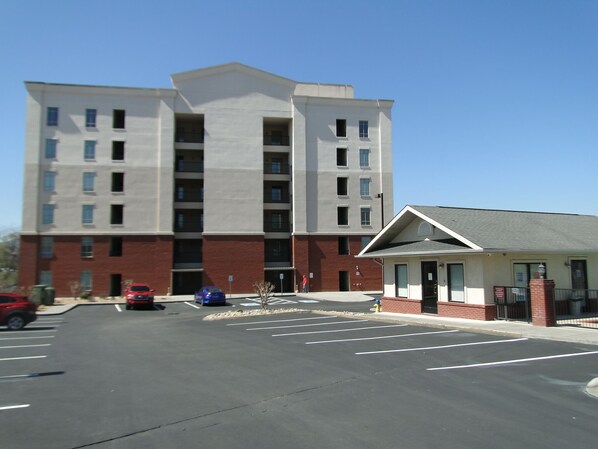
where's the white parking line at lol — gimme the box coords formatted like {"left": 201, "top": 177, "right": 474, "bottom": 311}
{"left": 305, "top": 329, "right": 459, "bottom": 344}
{"left": 0, "top": 355, "right": 47, "bottom": 362}
{"left": 428, "top": 350, "right": 598, "bottom": 371}
{"left": 0, "top": 330, "right": 56, "bottom": 335}
{"left": 184, "top": 302, "right": 201, "bottom": 309}
{"left": 0, "top": 336, "right": 54, "bottom": 341}
{"left": 0, "top": 404, "right": 30, "bottom": 411}
{"left": 0, "top": 344, "right": 51, "bottom": 350}
{"left": 356, "top": 338, "right": 528, "bottom": 355}
{"left": 114, "top": 305, "right": 122, "bottom": 312}
{"left": 247, "top": 320, "right": 369, "bottom": 331}
{"left": 227, "top": 316, "right": 338, "bottom": 326}
{"left": 274, "top": 324, "right": 409, "bottom": 337}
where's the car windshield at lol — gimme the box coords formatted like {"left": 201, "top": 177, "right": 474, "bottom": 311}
{"left": 206, "top": 287, "right": 222, "bottom": 293}
{"left": 131, "top": 285, "right": 150, "bottom": 292}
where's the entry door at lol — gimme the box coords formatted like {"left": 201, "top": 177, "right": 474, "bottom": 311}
{"left": 109, "top": 274, "right": 122, "bottom": 297}
{"left": 571, "top": 260, "right": 588, "bottom": 292}
{"left": 421, "top": 262, "right": 438, "bottom": 314}
{"left": 339, "top": 271, "right": 350, "bottom": 292}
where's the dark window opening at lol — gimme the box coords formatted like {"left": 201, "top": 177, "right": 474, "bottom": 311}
{"left": 111, "top": 205, "right": 124, "bottom": 225}
{"left": 337, "top": 177, "right": 348, "bottom": 196}
{"left": 337, "top": 207, "right": 349, "bottom": 226}
{"left": 336, "top": 119, "right": 346, "bottom": 137}
{"left": 109, "top": 237, "right": 123, "bottom": 257}
{"left": 111, "top": 173, "right": 124, "bottom": 192}
{"left": 112, "top": 141, "right": 125, "bottom": 161}
{"left": 336, "top": 148, "right": 347, "bottom": 167}
{"left": 113, "top": 109, "right": 125, "bottom": 129}
{"left": 338, "top": 237, "right": 350, "bottom": 255}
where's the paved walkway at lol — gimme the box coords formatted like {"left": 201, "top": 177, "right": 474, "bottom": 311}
{"left": 36, "top": 291, "right": 598, "bottom": 347}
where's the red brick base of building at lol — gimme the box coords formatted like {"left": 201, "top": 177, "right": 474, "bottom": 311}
{"left": 19, "top": 233, "right": 382, "bottom": 297}
{"left": 382, "top": 296, "right": 497, "bottom": 321}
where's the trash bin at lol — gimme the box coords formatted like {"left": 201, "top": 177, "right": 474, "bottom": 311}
{"left": 570, "top": 298, "right": 583, "bottom": 316}
{"left": 43, "top": 287, "right": 55, "bottom": 306}
{"left": 30, "top": 285, "right": 47, "bottom": 306}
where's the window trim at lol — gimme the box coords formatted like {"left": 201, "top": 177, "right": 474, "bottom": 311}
{"left": 47, "top": 107, "right": 59, "bottom": 126}
{"left": 85, "top": 109, "right": 97, "bottom": 128}
{"left": 359, "top": 148, "right": 370, "bottom": 168}
{"left": 82, "top": 172, "right": 95, "bottom": 193}
{"left": 359, "top": 178, "right": 371, "bottom": 197}
{"left": 45, "top": 139, "right": 57, "bottom": 159}
{"left": 395, "top": 264, "right": 408, "bottom": 298}
{"left": 84, "top": 140, "right": 96, "bottom": 161}
{"left": 81, "top": 237, "right": 94, "bottom": 258}
{"left": 43, "top": 171, "right": 56, "bottom": 192}
{"left": 42, "top": 204, "right": 55, "bottom": 225}
{"left": 448, "top": 263, "right": 465, "bottom": 302}
{"left": 82, "top": 204, "right": 94, "bottom": 225}
{"left": 359, "top": 120, "right": 369, "bottom": 138}
{"left": 360, "top": 206, "right": 371, "bottom": 226}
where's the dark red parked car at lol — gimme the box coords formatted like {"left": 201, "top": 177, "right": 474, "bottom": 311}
{"left": 0, "top": 293, "right": 38, "bottom": 330}
{"left": 125, "top": 283, "right": 155, "bottom": 310}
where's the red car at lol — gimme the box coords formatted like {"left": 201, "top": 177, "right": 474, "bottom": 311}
{"left": 125, "top": 284, "right": 155, "bottom": 310}
{"left": 0, "top": 293, "right": 38, "bottom": 330}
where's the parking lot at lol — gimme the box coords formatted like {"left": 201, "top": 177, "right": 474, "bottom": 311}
{"left": 1, "top": 300, "right": 598, "bottom": 449}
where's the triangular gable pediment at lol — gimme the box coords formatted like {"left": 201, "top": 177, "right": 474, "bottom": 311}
{"left": 359, "top": 205, "right": 482, "bottom": 257}
{"left": 171, "top": 62, "right": 296, "bottom": 112}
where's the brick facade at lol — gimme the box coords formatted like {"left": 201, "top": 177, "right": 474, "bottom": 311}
{"left": 202, "top": 235, "right": 265, "bottom": 293}
{"left": 18, "top": 235, "right": 173, "bottom": 297}
{"left": 382, "top": 296, "right": 497, "bottom": 321}
{"left": 529, "top": 278, "right": 556, "bottom": 327}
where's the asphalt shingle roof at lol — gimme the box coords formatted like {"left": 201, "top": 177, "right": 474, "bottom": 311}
{"left": 360, "top": 206, "right": 598, "bottom": 257}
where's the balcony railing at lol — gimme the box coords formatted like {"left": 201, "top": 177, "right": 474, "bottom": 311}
{"left": 264, "top": 193, "right": 290, "bottom": 203}
{"left": 175, "top": 132, "right": 204, "bottom": 144}
{"left": 264, "top": 163, "right": 290, "bottom": 175}
{"left": 263, "top": 134, "right": 290, "bottom": 146}
{"left": 176, "top": 161, "right": 204, "bottom": 173}
{"left": 174, "top": 221, "right": 203, "bottom": 233}
{"left": 174, "top": 190, "right": 203, "bottom": 202}
{"left": 493, "top": 286, "right": 530, "bottom": 322}
{"left": 264, "top": 220, "right": 291, "bottom": 232}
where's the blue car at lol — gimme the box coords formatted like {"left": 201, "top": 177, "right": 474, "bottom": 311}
{"left": 195, "top": 286, "right": 226, "bottom": 306}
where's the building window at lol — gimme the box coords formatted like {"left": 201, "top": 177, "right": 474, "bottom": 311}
{"left": 82, "top": 205, "right": 94, "bottom": 225}
{"left": 360, "top": 178, "right": 371, "bottom": 197}
{"left": 40, "top": 237, "right": 53, "bottom": 258}
{"left": 84, "top": 141, "right": 96, "bottom": 160}
{"left": 111, "top": 172, "right": 124, "bottom": 193}
{"left": 360, "top": 207, "right": 371, "bottom": 226}
{"left": 47, "top": 107, "right": 58, "bottom": 126}
{"left": 45, "top": 139, "right": 57, "bottom": 159}
{"left": 359, "top": 149, "right": 370, "bottom": 168}
{"left": 337, "top": 206, "right": 349, "bottom": 226}
{"left": 43, "top": 171, "right": 56, "bottom": 192}
{"left": 359, "top": 120, "right": 369, "bottom": 138}
{"left": 360, "top": 236, "right": 372, "bottom": 250}
{"left": 42, "top": 204, "right": 55, "bottom": 225}
{"left": 80, "top": 271, "right": 93, "bottom": 291}
{"left": 81, "top": 237, "right": 93, "bottom": 258}
{"left": 113, "top": 109, "right": 125, "bottom": 129}
{"left": 337, "top": 177, "right": 348, "bottom": 196}
{"left": 338, "top": 236, "right": 349, "bottom": 255}
{"left": 336, "top": 148, "right": 348, "bottom": 167}
{"left": 271, "top": 186, "right": 282, "bottom": 202}
{"left": 109, "top": 237, "right": 123, "bottom": 257}
{"left": 82, "top": 172, "right": 95, "bottom": 192}
{"left": 39, "top": 271, "right": 52, "bottom": 287}
{"left": 85, "top": 109, "right": 97, "bottom": 128}
{"left": 111, "top": 204, "right": 124, "bottom": 225}
{"left": 112, "top": 141, "right": 125, "bottom": 161}
{"left": 395, "top": 264, "right": 408, "bottom": 297}
{"left": 336, "top": 119, "right": 346, "bottom": 137}
{"left": 448, "top": 263, "right": 465, "bottom": 302}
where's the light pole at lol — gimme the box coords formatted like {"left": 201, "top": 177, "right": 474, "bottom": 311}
{"left": 376, "top": 193, "right": 384, "bottom": 228}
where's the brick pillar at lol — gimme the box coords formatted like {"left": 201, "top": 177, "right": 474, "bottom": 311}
{"left": 530, "top": 279, "right": 556, "bottom": 327}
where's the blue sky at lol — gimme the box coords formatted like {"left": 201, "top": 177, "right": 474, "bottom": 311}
{"left": 1, "top": 0, "right": 597, "bottom": 232}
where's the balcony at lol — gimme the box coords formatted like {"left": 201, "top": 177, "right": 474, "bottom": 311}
{"left": 175, "top": 131, "right": 204, "bottom": 144}
{"left": 263, "top": 133, "right": 290, "bottom": 146}
{"left": 264, "top": 162, "right": 290, "bottom": 175}
{"left": 175, "top": 160, "right": 204, "bottom": 173}
{"left": 264, "top": 219, "right": 291, "bottom": 233}
{"left": 264, "top": 192, "right": 290, "bottom": 204}
{"left": 174, "top": 188, "right": 203, "bottom": 203}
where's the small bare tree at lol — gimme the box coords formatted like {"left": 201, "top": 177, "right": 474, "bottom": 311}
{"left": 68, "top": 281, "right": 81, "bottom": 300}
{"left": 253, "top": 281, "right": 275, "bottom": 310}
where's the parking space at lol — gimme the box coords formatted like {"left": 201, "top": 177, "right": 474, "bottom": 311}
{"left": 222, "top": 312, "right": 598, "bottom": 374}
{"left": 0, "top": 316, "right": 63, "bottom": 412}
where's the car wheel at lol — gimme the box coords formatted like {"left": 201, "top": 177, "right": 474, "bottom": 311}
{"left": 125, "top": 304, "right": 131, "bottom": 310}
{"left": 6, "top": 314, "right": 26, "bottom": 331}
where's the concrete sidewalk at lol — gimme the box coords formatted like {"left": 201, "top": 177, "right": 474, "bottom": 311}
{"left": 36, "top": 291, "right": 598, "bottom": 347}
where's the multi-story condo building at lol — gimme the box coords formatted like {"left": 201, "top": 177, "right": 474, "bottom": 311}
{"left": 19, "top": 63, "right": 393, "bottom": 296}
